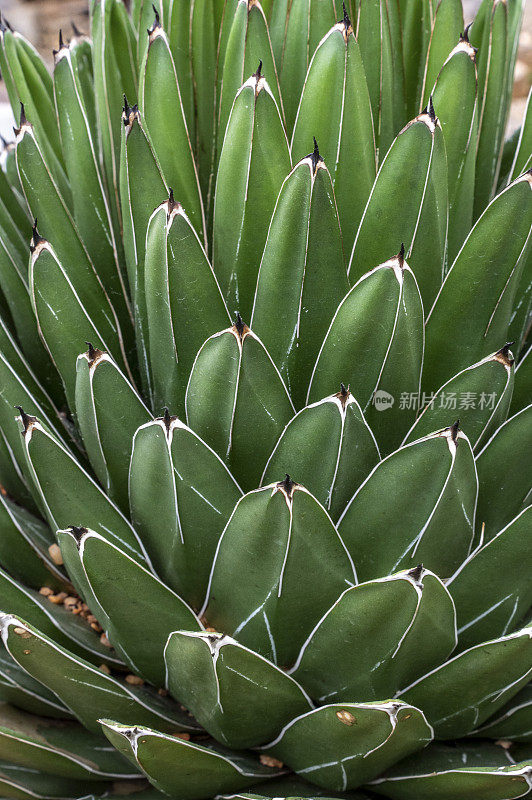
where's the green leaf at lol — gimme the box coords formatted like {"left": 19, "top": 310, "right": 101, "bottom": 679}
{"left": 403, "top": 344, "right": 515, "bottom": 452}
{"left": 251, "top": 150, "right": 348, "bottom": 408}
{"left": 0, "top": 760, "right": 109, "bottom": 799}
{"left": 448, "top": 505, "right": 532, "bottom": 651}
{"left": 189, "top": 0, "right": 216, "bottom": 206}
{"left": 423, "top": 173, "right": 532, "bottom": 395}
{"left": 185, "top": 320, "right": 295, "bottom": 490}
{"left": 0, "top": 615, "right": 196, "bottom": 735}
{"left": 263, "top": 702, "right": 433, "bottom": 791}
{"left": 399, "top": 626, "right": 532, "bottom": 738}
{"left": 213, "top": 69, "right": 291, "bottom": 321}
{"left": 100, "top": 720, "right": 281, "bottom": 798}
{"left": 203, "top": 480, "right": 356, "bottom": 667}
{"left": 165, "top": 630, "right": 313, "bottom": 748}
{"left": 166, "top": 0, "right": 195, "bottom": 142}
{"left": 129, "top": 413, "right": 243, "bottom": 609}
{"left": 0, "top": 492, "right": 66, "bottom": 591}
{"left": 261, "top": 386, "right": 380, "bottom": 521}
{"left": 308, "top": 254, "right": 424, "bottom": 454}
{"left": 401, "top": 0, "right": 432, "bottom": 119}
{"left": 53, "top": 41, "right": 131, "bottom": 334}
{"left": 431, "top": 36, "right": 478, "bottom": 264}
{"left": 138, "top": 19, "right": 205, "bottom": 244}
{"left": 349, "top": 108, "right": 448, "bottom": 312}
{"left": 57, "top": 527, "right": 201, "bottom": 687}
{"left": 370, "top": 740, "right": 532, "bottom": 799}
{"left": 475, "top": 405, "right": 532, "bottom": 539}
{"left": 120, "top": 103, "right": 167, "bottom": 403}
{"left": 471, "top": 682, "right": 532, "bottom": 742}
{"left": 291, "top": 18, "right": 376, "bottom": 257}
{"left": 510, "top": 343, "right": 531, "bottom": 416}
{"left": 17, "top": 411, "right": 148, "bottom": 564}
{"left": 510, "top": 86, "right": 532, "bottom": 180}
{"left": 279, "top": 0, "right": 336, "bottom": 135}
{"left": 0, "top": 702, "right": 138, "bottom": 780}
{"left": 75, "top": 345, "right": 151, "bottom": 513}
{"left": 0, "top": 646, "right": 73, "bottom": 719}
{"left": 337, "top": 425, "right": 477, "bottom": 582}
{"left": 291, "top": 566, "right": 456, "bottom": 703}
{"left": 420, "top": 0, "right": 464, "bottom": 110}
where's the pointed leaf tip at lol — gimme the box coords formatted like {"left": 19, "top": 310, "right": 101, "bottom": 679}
{"left": 495, "top": 342, "right": 515, "bottom": 367}
{"left": 14, "top": 406, "right": 36, "bottom": 434}
{"left": 68, "top": 525, "right": 89, "bottom": 545}
{"left": 30, "top": 219, "right": 45, "bottom": 252}
{"left": 342, "top": 1, "right": 352, "bottom": 30}
{"left": 233, "top": 312, "right": 246, "bottom": 338}
{"left": 450, "top": 419, "right": 460, "bottom": 442}
{"left": 254, "top": 59, "right": 263, "bottom": 79}
{"left": 398, "top": 242, "right": 406, "bottom": 266}
{"left": 408, "top": 564, "right": 425, "bottom": 583}
{"left": 308, "top": 137, "right": 323, "bottom": 173}
{"left": 277, "top": 473, "right": 297, "bottom": 498}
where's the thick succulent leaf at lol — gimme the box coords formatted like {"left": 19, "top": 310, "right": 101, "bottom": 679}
{"left": 350, "top": 109, "right": 448, "bottom": 312}
{"left": 281, "top": 0, "right": 337, "bottom": 134}
{"left": 100, "top": 720, "right": 281, "bottom": 798}
{"left": 261, "top": 388, "right": 380, "bottom": 521}
{"left": 420, "top": 0, "right": 464, "bottom": 110}
{"left": 0, "top": 492, "right": 66, "bottom": 590}
{"left": 120, "top": 104, "right": 167, "bottom": 401}
{"left": 370, "top": 740, "right": 532, "bottom": 799}
{"left": 53, "top": 42, "right": 131, "bottom": 332}
{"left": 0, "top": 702, "right": 138, "bottom": 780}
{"left": 57, "top": 527, "right": 201, "bottom": 687}
{"left": 68, "top": 32, "right": 98, "bottom": 152}
{"left": 448, "top": 505, "right": 532, "bottom": 651}
{"left": 472, "top": 682, "right": 532, "bottom": 741}
{"left": 218, "top": 0, "right": 282, "bottom": 151}
{"left": 165, "top": 630, "right": 313, "bottom": 748}
{"left": 357, "top": 0, "right": 405, "bottom": 158}
{"left": 401, "top": 0, "right": 432, "bottom": 119}
{"left": 166, "top": 0, "right": 195, "bottom": 141}
{"left": 510, "top": 343, "right": 531, "bottom": 416}
{"left": 0, "top": 759, "right": 109, "bottom": 799}
{"left": 251, "top": 151, "right": 348, "bottom": 408}
{"left": 129, "top": 414, "right": 243, "bottom": 609}
{"left": 213, "top": 70, "right": 290, "bottom": 321}
{"left": 423, "top": 173, "right": 532, "bottom": 395}
{"left": 185, "top": 321, "right": 295, "bottom": 491}
{"left": 145, "top": 199, "right": 230, "bottom": 415}
{"left": 308, "top": 256, "right": 424, "bottom": 454}
{"left": 0, "top": 615, "right": 197, "bottom": 735}
{"left": 291, "top": 567, "right": 456, "bottom": 703}
{"left": 290, "top": 16, "right": 376, "bottom": 254}
{"left": 403, "top": 344, "right": 515, "bottom": 452}
{"left": 508, "top": 247, "right": 531, "bottom": 354}
{"left": 0, "top": 564, "right": 122, "bottom": 667}
{"left": 337, "top": 426, "right": 477, "bottom": 581}
{"left": 189, "top": 0, "right": 217, "bottom": 205}
{"left": 510, "top": 86, "right": 532, "bottom": 181}
{"left": 17, "top": 412, "right": 149, "bottom": 564}
{"left": 431, "top": 37, "right": 478, "bottom": 264}
{"left": 475, "top": 404, "right": 532, "bottom": 539}
{"left": 263, "top": 702, "right": 433, "bottom": 791}
{"left": 399, "top": 626, "right": 532, "bottom": 738}
{"left": 233, "top": 772, "right": 379, "bottom": 797}
{"left": 75, "top": 346, "right": 151, "bottom": 513}
{"left": 92, "top": 0, "right": 138, "bottom": 234}
{"left": 0, "top": 667, "right": 70, "bottom": 727}
{"left": 0, "top": 427, "right": 37, "bottom": 512}
{"left": 138, "top": 19, "right": 205, "bottom": 243}
{"left": 203, "top": 481, "right": 356, "bottom": 667}
{"left": 473, "top": 0, "right": 508, "bottom": 219}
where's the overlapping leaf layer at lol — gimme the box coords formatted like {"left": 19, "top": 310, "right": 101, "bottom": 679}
{"left": 0, "top": 0, "right": 530, "bottom": 798}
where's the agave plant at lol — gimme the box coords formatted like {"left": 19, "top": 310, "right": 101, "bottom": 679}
{"left": 0, "top": 0, "right": 530, "bottom": 797}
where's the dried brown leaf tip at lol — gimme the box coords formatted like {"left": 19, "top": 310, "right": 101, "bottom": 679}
{"left": 340, "top": 2, "right": 353, "bottom": 39}
{"left": 232, "top": 312, "right": 250, "bottom": 341}
{"left": 86, "top": 341, "right": 104, "bottom": 367}
{"left": 122, "top": 95, "right": 139, "bottom": 127}
{"left": 307, "top": 137, "right": 324, "bottom": 175}
{"left": 493, "top": 342, "right": 515, "bottom": 368}
{"left": 15, "top": 406, "right": 37, "bottom": 435}
{"left": 335, "top": 383, "right": 351, "bottom": 409}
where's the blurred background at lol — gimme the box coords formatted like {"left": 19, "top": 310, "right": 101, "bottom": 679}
{"left": 0, "top": 0, "right": 530, "bottom": 139}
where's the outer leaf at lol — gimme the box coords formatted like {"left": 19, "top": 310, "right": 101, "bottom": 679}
{"left": 510, "top": 343, "right": 531, "bottom": 416}
{"left": 185, "top": 320, "right": 295, "bottom": 490}
{"left": 138, "top": 19, "right": 205, "bottom": 243}
{"left": 129, "top": 413, "right": 243, "bottom": 609}
{"left": 166, "top": 0, "right": 195, "bottom": 141}
{"left": 0, "top": 760, "right": 107, "bottom": 800}
{"left": 165, "top": 630, "right": 313, "bottom": 748}
{"left": 291, "top": 566, "right": 456, "bottom": 702}
{"left": 337, "top": 425, "right": 477, "bottom": 581}
{"left": 0, "top": 615, "right": 196, "bottom": 735}
{"left": 100, "top": 720, "right": 280, "bottom": 798}
{"left": 308, "top": 254, "right": 424, "bottom": 454}
{"left": 370, "top": 740, "right": 532, "bottom": 799}
{"left": 510, "top": 86, "right": 532, "bottom": 180}
{"left": 251, "top": 149, "right": 348, "bottom": 407}
{"left": 263, "top": 702, "right": 433, "bottom": 791}
{"left": 213, "top": 70, "right": 291, "bottom": 321}
{"left": 403, "top": 344, "right": 515, "bottom": 452}
{"left": 472, "top": 683, "right": 532, "bottom": 742}
{"left": 190, "top": 0, "right": 216, "bottom": 205}
{"left": 475, "top": 404, "right": 532, "bottom": 539}
{"left": 75, "top": 345, "right": 151, "bottom": 513}
{"left": 350, "top": 108, "right": 448, "bottom": 312}
{"left": 423, "top": 173, "right": 532, "bottom": 394}
{"left": 0, "top": 646, "right": 73, "bottom": 719}
{"left": 57, "top": 527, "right": 201, "bottom": 687}
{"left": 399, "top": 626, "right": 532, "bottom": 738}
{"left": 420, "top": 0, "right": 464, "bottom": 110}
{"left": 203, "top": 480, "right": 356, "bottom": 666}
{"left": 401, "top": 0, "right": 432, "bottom": 119}
{"left": 261, "top": 386, "right": 380, "bottom": 521}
